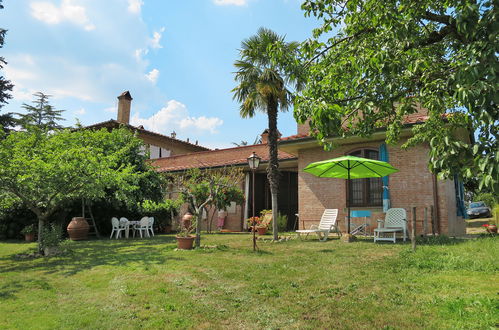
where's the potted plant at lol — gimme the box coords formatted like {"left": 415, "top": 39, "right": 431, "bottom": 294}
{"left": 21, "top": 224, "right": 37, "bottom": 242}
{"left": 40, "top": 224, "right": 63, "bottom": 256}
{"left": 176, "top": 214, "right": 196, "bottom": 250}
{"left": 256, "top": 209, "right": 272, "bottom": 235}
{"left": 246, "top": 216, "right": 260, "bottom": 232}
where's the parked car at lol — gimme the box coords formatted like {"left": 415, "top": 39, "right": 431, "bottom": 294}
{"left": 467, "top": 201, "right": 492, "bottom": 219}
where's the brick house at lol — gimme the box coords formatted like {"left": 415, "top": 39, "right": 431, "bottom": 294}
{"left": 90, "top": 91, "right": 467, "bottom": 236}
{"left": 152, "top": 139, "right": 298, "bottom": 232}
{"left": 87, "top": 91, "right": 209, "bottom": 158}
{"left": 278, "top": 110, "right": 469, "bottom": 237}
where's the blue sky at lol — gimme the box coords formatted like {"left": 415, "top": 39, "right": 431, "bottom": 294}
{"left": 1, "top": 0, "right": 319, "bottom": 149}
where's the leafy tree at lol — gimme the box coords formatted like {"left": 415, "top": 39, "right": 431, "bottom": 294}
{"left": 0, "top": 127, "right": 150, "bottom": 252}
{"left": 16, "top": 92, "right": 65, "bottom": 131}
{"left": 0, "top": 0, "right": 14, "bottom": 119}
{"left": 170, "top": 168, "right": 244, "bottom": 248}
{"left": 0, "top": 112, "right": 16, "bottom": 133}
{"left": 232, "top": 27, "right": 306, "bottom": 240}
{"left": 296, "top": 0, "right": 498, "bottom": 192}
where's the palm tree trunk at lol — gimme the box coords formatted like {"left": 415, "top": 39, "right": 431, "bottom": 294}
{"left": 266, "top": 100, "right": 280, "bottom": 240}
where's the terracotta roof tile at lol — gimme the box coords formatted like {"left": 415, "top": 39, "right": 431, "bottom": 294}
{"left": 151, "top": 143, "right": 296, "bottom": 172}
{"left": 85, "top": 119, "right": 210, "bottom": 151}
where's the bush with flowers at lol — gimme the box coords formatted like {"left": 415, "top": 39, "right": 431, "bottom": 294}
{"left": 246, "top": 209, "right": 272, "bottom": 229}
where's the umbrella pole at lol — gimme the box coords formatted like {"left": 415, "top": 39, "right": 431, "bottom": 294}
{"left": 347, "top": 162, "right": 351, "bottom": 234}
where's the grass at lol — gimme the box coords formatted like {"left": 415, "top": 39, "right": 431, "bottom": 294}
{"left": 0, "top": 234, "right": 497, "bottom": 329}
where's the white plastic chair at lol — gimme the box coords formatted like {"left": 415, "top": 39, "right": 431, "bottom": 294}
{"left": 296, "top": 209, "right": 340, "bottom": 241}
{"left": 110, "top": 217, "right": 124, "bottom": 239}
{"left": 373, "top": 208, "right": 407, "bottom": 243}
{"left": 148, "top": 217, "right": 155, "bottom": 237}
{"left": 119, "top": 217, "right": 129, "bottom": 238}
{"left": 134, "top": 217, "right": 150, "bottom": 238}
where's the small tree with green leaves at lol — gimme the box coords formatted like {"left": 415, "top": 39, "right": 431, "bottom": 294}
{"left": 170, "top": 167, "right": 244, "bottom": 248}
{"left": 0, "top": 127, "right": 150, "bottom": 252}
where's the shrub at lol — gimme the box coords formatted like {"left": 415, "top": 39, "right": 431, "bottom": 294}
{"left": 40, "top": 224, "right": 63, "bottom": 249}
{"left": 20, "top": 224, "right": 37, "bottom": 235}
{"left": 473, "top": 192, "right": 497, "bottom": 208}
{"left": 277, "top": 213, "right": 288, "bottom": 231}
{"left": 492, "top": 205, "right": 499, "bottom": 226}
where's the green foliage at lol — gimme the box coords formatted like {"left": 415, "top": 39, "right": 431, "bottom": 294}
{"left": 297, "top": 0, "right": 498, "bottom": 193}
{"left": 16, "top": 92, "right": 65, "bottom": 131}
{"left": 0, "top": 127, "right": 154, "bottom": 249}
{"left": 0, "top": 0, "right": 13, "bottom": 112}
{"left": 276, "top": 213, "right": 288, "bottom": 232}
{"left": 138, "top": 199, "right": 181, "bottom": 228}
{"left": 473, "top": 192, "right": 497, "bottom": 208}
{"left": 233, "top": 27, "right": 306, "bottom": 240}
{"left": 20, "top": 224, "right": 37, "bottom": 235}
{"left": 40, "top": 223, "right": 62, "bottom": 248}
{"left": 170, "top": 167, "right": 245, "bottom": 246}
{"left": 492, "top": 205, "right": 499, "bottom": 226}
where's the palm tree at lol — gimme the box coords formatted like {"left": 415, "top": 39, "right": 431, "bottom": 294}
{"left": 232, "top": 27, "right": 305, "bottom": 240}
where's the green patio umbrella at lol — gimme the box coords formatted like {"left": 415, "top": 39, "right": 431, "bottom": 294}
{"left": 303, "top": 155, "right": 399, "bottom": 234}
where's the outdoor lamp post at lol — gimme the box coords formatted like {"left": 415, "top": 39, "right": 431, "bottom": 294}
{"left": 247, "top": 152, "right": 261, "bottom": 251}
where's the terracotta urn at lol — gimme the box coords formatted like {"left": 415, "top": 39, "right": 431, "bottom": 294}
{"left": 257, "top": 227, "right": 267, "bottom": 235}
{"left": 176, "top": 236, "right": 195, "bottom": 250}
{"left": 182, "top": 212, "right": 193, "bottom": 230}
{"left": 67, "top": 217, "right": 89, "bottom": 240}
{"left": 24, "top": 233, "right": 35, "bottom": 242}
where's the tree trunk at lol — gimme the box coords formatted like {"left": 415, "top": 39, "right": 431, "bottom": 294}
{"left": 195, "top": 214, "right": 201, "bottom": 248}
{"left": 37, "top": 216, "right": 46, "bottom": 253}
{"left": 266, "top": 99, "right": 280, "bottom": 240}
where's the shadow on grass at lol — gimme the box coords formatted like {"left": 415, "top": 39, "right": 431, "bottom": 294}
{"left": 0, "top": 278, "right": 54, "bottom": 300}
{"left": 0, "top": 236, "right": 185, "bottom": 276}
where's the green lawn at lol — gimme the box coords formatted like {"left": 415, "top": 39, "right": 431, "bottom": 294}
{"left": 0, "top": 234, "right": 497, "bottom": 329}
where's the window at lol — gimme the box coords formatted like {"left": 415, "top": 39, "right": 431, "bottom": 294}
{"left": 348, "top": 149, "right": 382, "bottom": 207}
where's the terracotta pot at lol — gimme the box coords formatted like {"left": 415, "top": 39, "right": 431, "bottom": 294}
{"left": 487, "top": 224, "right": 497, "bottom": 233}
{"left": 182, "top": 213, "right": 193, "bottom": 230}
{"left": 176, "top": 236, "right": 195, "bottom": 250}
{"left": 67, "top": 217, "right": 89, "bottom": 240}
{"left": 24, "top": 233, "right": 35, "bottom": 242}
{"left": 257, "top": 227, "right": 267, "bottom": 235}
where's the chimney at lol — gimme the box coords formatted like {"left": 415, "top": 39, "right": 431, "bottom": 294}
{"left": 261, "top": 129, "right": 269, "bottom": 144}
{"left": 117, "top": 91, "right": 133, "bottom": 124}
{"left": 260, "top": 129, "right": 281, "bottom": 144}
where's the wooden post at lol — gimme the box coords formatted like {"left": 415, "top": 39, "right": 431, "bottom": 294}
{"left": 430, "top": 205, "right": 436, "bottom": 236}
{"left": 411, "top": 207, "right": 417, "bottom": 252}
{"left": 423, "top": 207, "right": 428, "bottom": 236}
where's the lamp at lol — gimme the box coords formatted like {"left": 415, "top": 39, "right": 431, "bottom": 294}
{"left": 247, "top": 152, "right": 261, "bottom": 251}
{"left": 247, "top": 152, "right": 261, "bottom": 170}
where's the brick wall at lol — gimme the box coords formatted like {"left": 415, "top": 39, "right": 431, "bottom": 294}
{"left": 297, "top": 139, "right": 465, "bottom": 236}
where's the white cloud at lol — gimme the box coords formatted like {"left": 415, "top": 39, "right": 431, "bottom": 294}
{"left": 213, "top": 0, "right": 247, "bottom": 6}
{"left": 74, "top": 107, "right": 86, "bottom": 115}
{"left": 145, "top": 68, "right": 159, "bottom": 84}
{"left": 134, "top": 48, "right": 149, "bottom": 62}
{"left": 30, "top": 0, "right": 95, "bottom": 31}
{"left": 180, "top": 116, "right": 224, "bottom": 134}
{"left": 131, "top": 100, "right": 223, "bottom": 135}
{"left": 150, "top": 27, "right": 165, "bottom": 49}
{"left": 127, "top": 0, "right": 143, "bottom": 14}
